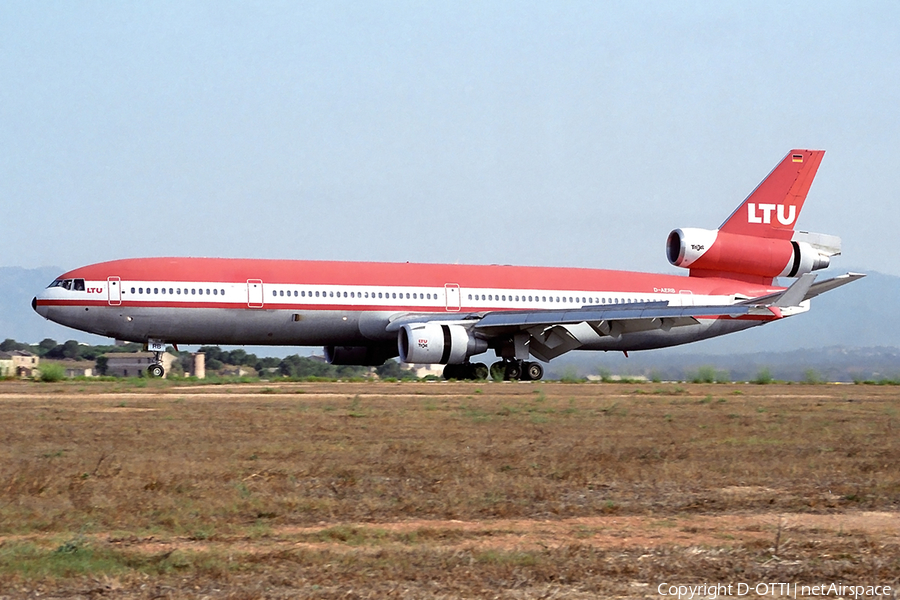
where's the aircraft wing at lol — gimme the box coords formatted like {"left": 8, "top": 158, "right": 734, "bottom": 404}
{"left": 385, "top": 274, "right": 848, "bottom": 362}
{"left": 469, "top": 302, "right": 767, "bottom": 361}
{"left": 386, "top": 301, "right": 768, "bottom": 362}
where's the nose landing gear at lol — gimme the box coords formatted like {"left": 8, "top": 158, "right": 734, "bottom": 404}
{"left": 146, "top": 341, "right": 168, "bottom": 378}
{"left": 147, "top": 361, "right": 165, "bottom": 378}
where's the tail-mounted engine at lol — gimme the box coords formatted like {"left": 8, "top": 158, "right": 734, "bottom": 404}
{"left": 398, "top": 322, "right": 488, "bottom": 364}
{"left": 666, "top": 227, "right": 837, "bottom": 280}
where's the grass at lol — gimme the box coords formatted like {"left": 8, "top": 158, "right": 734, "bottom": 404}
{"left": 1, "top": 379, "right": 900, "bottom": 596}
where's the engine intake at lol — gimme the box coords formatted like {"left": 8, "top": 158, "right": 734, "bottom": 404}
{"left": 398, "top": 323, "right": 488, "bottom": 364}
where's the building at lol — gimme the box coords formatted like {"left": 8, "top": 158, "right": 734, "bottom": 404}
{"left": 102, "top": 352, "right": 176, "bottom": 378}
{"left": 0, "top": 352, "right": 12, "bottom": 377}
{"left": 0, "top": 350, "right": 40, "bottom": 378}
{"left": 403, "top": 363, "right": 444, "bottom": 378}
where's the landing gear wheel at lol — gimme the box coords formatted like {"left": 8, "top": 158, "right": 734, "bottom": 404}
{"left": 472, "top": 363, "right": 489, "bottom": 380}
{"left": 504, "top": 362, "right": 521, "bottom": 381}
{"left": 147, "top": 363, "right": 165, "bottom": 378}
{"left": 524, "top": 362, "right": 544, "bottom": 381}
{"left": 443, "top": 364, "right": 460, "bottom": 380}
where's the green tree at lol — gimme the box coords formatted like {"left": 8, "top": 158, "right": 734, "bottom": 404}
{"left": 375, "top": 359, "right": 416, "bottom": 380}
{"left": 36, "top": 338, "right": 58, "bottom": 356}
{"left": 1, "top": 339, "right": 20, "bottom": 352}
{"left": 95, "top": 356, "right": 109, "bottom": 376}
{"left": 62, "top": 340, "right": 80, "bottom": 359}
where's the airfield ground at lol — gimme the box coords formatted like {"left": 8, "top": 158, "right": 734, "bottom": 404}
{"left": 0, "top": 379, "right": 898, "bottom": 598}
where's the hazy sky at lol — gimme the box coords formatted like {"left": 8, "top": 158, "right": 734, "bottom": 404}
{"left": 2, "top": 2, "right": 898, "bottom": 277}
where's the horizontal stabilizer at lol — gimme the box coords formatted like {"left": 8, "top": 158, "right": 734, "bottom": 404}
{"left": 773, "top": 273, "right": 817, "bottom": 308}
{"left": 738, "top": 272, "right": 865, "bottom": 307}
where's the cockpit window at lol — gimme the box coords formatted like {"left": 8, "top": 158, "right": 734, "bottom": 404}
{"left": 74, "top": 279, "right": 85, "bottom": 291}
{"left": 62, "top": 279, "right": 73, "bottom": 290}
{"left": 48, "top": 279, "right": 64, "bottom": 288}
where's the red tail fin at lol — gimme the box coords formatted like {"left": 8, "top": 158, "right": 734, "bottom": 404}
{"left": 718, "top": 149, "right": 824, "bottom": 239}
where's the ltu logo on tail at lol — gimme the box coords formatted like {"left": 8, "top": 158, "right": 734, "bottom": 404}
{"left": 747, "top": 203, "right": 796, "bottom": 226}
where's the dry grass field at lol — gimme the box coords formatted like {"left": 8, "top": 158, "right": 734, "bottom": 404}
{"left": 0, "top": 379, "right": 899, "bottom": 598}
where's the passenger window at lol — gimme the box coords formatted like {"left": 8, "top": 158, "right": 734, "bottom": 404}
{"left": 176, "top": 288, "right": 181, "bottom": 295}
{"left": 343, "top": 291, "right": 348, "bottom": 298}
{"left": 468, "top": 294, "right": 472, "bottom": 300}
{"left": 221, "top": 289, "right": 225, "bottom": 296}
{"left": 392, "top": 293, "right": 396, "bottom": 299}
{"left": 273, "top": 290, "right": 277, "bottom": 297}
{"left": 212, "top": 289, "right": 216, "bottom": 295}
{"left": 154, "top": 288, "right": 159, "bottom": 294}
{"left": 206, "top": 289, "right": 210, "bottom": 295}
{"left": 162, "top": 288, "right": 166, "bottom": 295}
{"left": 139, "top": 287, "right": 144, "bottom": 294}
{"left": 131, "top": 287, "right": 136, "bottom": 294}
{"left": 192, "top": 289, "right": 196, "bottom": 295}
{"left": 199, "top": 289, "right": 203, "bottom": 295}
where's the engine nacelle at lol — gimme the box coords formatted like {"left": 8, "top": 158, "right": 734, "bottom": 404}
{"left": 324, "top": 344, "right": 399, "bottom": 366}
{"left": 398, "top": 323, "right": 488, "bottom": 364}
{"left": 666, "top": 227, "right": 830, "bottom": 279}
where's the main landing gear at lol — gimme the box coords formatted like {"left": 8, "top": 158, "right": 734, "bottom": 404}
{"left": 442, "top": 362, "right": 489, "bottom": 381}
{"left": 490, "top": 360, "right": 543, "bottom": 381}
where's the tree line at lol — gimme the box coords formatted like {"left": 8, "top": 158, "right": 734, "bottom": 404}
{"left": 1, "top": 338, "right": 416, "bottom": 380}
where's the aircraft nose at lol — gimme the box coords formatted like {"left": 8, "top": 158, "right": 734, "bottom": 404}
{"left": 32, "top": 296, "right": 48, "bottom": 318}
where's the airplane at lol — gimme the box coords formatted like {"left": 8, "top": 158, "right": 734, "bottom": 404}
{"left": 33, "top": 149, "right": 862, "bottom": 380}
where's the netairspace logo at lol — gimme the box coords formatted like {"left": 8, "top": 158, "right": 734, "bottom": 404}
{"left": 656, "top": 582, "right": 894, "bottom": 599}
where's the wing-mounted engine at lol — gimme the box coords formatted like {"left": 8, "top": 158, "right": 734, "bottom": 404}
{"left": 667, "top": 227, "right": 836, "bottom": 281}
{"left": 398, "top": 322, "right": 488, "bottom": 364}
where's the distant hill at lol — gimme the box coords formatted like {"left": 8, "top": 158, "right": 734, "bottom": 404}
{"left": 2, "top": 267, "right": 894, "bottom": 377}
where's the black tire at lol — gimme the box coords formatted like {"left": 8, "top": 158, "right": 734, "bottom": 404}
{"left": 504, "top": 362, "right": 521, "bottom": 381}
{"left": 147, "top": 364, "right": 165, "bottom": 378}
{"left": 472, "top": 363, "right": 489, "bottom": 380}
{"left": 525, "top": 362, "right": 544, "bottom": 381}
{"left": 443, "top": 364, "right": 459, "bottom": 380}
